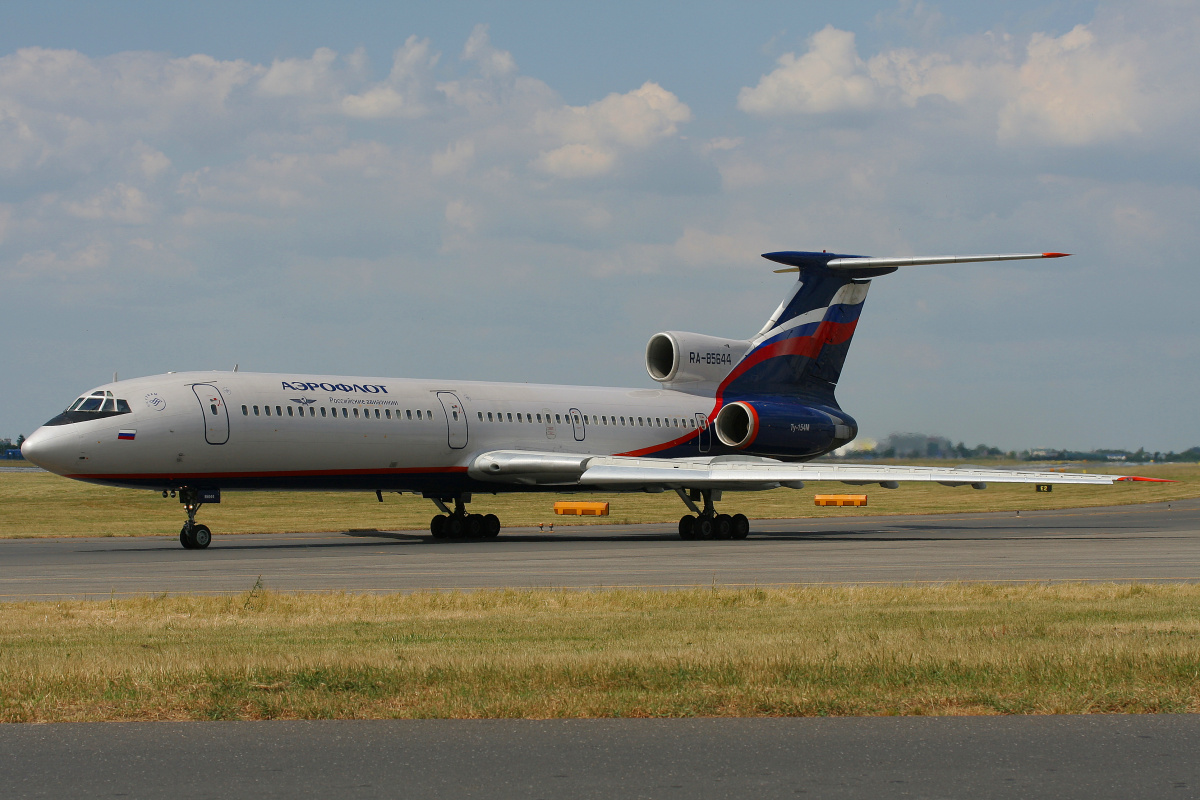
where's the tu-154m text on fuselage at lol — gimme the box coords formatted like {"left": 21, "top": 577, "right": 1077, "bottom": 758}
{"left": 21, "top": 249, "right": 1160, "bottom": 549}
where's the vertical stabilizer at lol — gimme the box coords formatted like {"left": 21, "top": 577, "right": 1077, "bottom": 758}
{"left": 721, "top": 252, "right": 876, "bottom": 401}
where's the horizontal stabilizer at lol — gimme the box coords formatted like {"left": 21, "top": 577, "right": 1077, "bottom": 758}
{"left": 766, "top": 251, "right": 1069, "bottom": 273}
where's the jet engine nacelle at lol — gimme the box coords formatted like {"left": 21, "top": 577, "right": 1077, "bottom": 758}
{"left": 645, "top": 332, "right": 751, "bottom": 388}
{"left": 713, "top": 400, "right": 858, "bottom": 459}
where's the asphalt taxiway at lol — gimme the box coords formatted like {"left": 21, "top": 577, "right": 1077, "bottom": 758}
{"left": 1, "top": 499, "right": 1197, "bottom": 599}
{"left": 3, "top": 717, "right": 1199, "bottom": 799}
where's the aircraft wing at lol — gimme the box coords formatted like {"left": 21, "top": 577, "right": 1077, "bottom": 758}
{"left": 467, "top": 451, "right": 1161, "bottom": 490}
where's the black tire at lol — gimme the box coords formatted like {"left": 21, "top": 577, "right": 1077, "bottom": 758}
{"left": 714, "top": 514, "right": 733, "bottom": 540}
{"left": 179, "top": 526, "right": 195, "bottom": 549}
{"left": 467, "top": 514, "right": 484, "bottom": 538}
{"left": 678, "top": 515, "right": 696, "bottom": 540}
{"left": 430, "top": 515, "right": 448, "bottom": 539}
{"left": 695, "top": 515, "right": 715, "bottom": 539}
{"left": 192, "top": 524, "right": 212, "bottom": 549}
{"left": 447, "top": 515, "right": 466, "bottom": 539}
{"left": 484, "top": 514, "right": 501, "bottom": 537}
{"left": 731, "top": 513, "right": 750, "bottom": 540}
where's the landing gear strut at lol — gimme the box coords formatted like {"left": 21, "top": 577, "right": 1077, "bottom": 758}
{"left": 428, "top": 494, "right": 500, "bottom": 540}
{"left": 676, "top": 489, "right": 749, "bottom": 541}
{"left": 177, "top": 488, "right": 212, "bottom": 550}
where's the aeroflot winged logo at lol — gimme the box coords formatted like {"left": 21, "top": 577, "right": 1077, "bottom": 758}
{"left": 291, "top": 397, "right": 316, "bottom": 406}
{"left": 280, "top": 381, "right": 389, "bottom": 394}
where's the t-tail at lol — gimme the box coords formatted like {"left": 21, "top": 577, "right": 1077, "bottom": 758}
{"left": 644, "top": 249, "right": 1069, "bottom": 460}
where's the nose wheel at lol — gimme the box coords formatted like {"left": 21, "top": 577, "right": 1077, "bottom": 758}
{"left": 180, "top": 522, "right": 212, "bottom": 549}
{"left": 175, "top": 489, "right": 212, "bottom": 549}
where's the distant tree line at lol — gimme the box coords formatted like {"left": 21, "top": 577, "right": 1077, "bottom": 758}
{"left": 845, "top": 433, "right": 1200, "bottom": 463}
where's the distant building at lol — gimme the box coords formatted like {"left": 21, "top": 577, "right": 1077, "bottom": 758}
{"left": 880, "top": 433, "right": 954, "bottom": 459}
{"left": 2, "top": 449, "right": 22, "bottom": 460}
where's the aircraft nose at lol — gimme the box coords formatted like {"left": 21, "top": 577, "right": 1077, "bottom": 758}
{"left": 20, "top": 428, "right": 75, "bottom": 474}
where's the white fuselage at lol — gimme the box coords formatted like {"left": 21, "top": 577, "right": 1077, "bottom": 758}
{"left": 22, "top": 371, "right": 720, "bottom": 492}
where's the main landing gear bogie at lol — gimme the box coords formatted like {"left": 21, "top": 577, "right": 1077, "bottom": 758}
{"left": 429, "top": 495, "right": 501, "bottom": 540}
{"left": 678, "top": 513, "right": 749, "bottom": 540}
{"left": 676, "top": 488, "right": 750, "bottom": 540}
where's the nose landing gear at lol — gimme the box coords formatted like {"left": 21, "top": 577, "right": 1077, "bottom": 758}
{"left": 176, "top": 488, "right": 212, "bottom": 549}
{"left": 676, "top": 489, "right": 750, "bottom": 540}
{"left": 428, "top": 494, "right": 501, "bottom": 540}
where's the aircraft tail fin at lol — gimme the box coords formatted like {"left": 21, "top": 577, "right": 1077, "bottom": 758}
{"left": 721, "top": 250, "right": 1067, "bottom": 402}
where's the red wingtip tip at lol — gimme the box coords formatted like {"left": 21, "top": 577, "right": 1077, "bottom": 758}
{"left": 1042, "top": 252, "right": 1071, "bottom": 258}
{"left": 1116, "top": 476, "right": 1176, "bottom": 482}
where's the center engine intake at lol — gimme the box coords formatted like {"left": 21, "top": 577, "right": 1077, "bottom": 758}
{"left": 645, "top": 332, "right": 750, "bottom": 388}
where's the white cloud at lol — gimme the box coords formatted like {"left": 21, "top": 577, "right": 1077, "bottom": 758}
{"left": 63, "top": 183, "right": 153, "bottom": 223}
{"left": 738, "top": 20, "right": 1154, "bottom": 147}
{"left": 738, "top": 26, "right": 878, "bottom": 114}
{"left": 997, "top": 25, "right": 1141, "bottom": 145}
{"left": 341, "top": 36, "right": 439, "bottom": 119}
{"left": 532, "top": 82, "right": 691, "bottom": 177}
{"left": 431, "top": 138, "right": 475, "bottom": 175}
{"left": 258, "top": 47, "right": 338, "bottom": 98}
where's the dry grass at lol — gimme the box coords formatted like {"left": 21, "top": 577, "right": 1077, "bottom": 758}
{"left": 2, "top": 584, "right": 1199, "bottom": 721}
{"left": 0, "top": 463, "right": 1196, "bottom": 538}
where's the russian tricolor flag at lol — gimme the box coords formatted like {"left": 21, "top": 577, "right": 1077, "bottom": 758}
{"left": 117, "top": 430, "right": 136, "bottom": 441}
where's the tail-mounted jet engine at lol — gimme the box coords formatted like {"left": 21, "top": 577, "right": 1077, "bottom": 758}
{"left": 646, "top": 332, "right": 751, "bottom": 390}
{"left": 713, "top": 400, "right": 858, "bottom": 460}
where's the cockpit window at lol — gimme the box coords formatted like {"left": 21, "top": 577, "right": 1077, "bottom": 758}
{"left": 45, "top": 391, "right": 133, "bottom": 426}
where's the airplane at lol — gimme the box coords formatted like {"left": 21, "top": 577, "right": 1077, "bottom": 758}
{"left": 20, "top": 249, "right": 1163, "bottom": 549}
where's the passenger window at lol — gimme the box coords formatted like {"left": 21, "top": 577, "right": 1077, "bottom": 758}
{"left": 427, "top": 410, "right": 433, "bottom": 420}
{"left": 375, "top": 409, "right": 381, "bottom": 419}
{"left": 265, "top": 406, "right": 271, "bottom": 416}
{"left": 516, "top": 413, "right": 522, "bottom": 422}
{"left": 341, "top": 408, "right": 348, "bottom": 418}
{"left": 309, "top": 408, "right": 315, "bottom": 417}
{"left": 417, "top": 410, "right": 423, "bottom": 420}
{"left": 452, "top": 411, "right": 458, "bottom": 421}
{"left": 287, "top": 406, "right": 294, "bottom": 417}
{"left": 555, "top": 414, "right": 561, "bottom": 424}
{"left": 353, "top": 408, "right": 359, "bottom": 418}
{"left": 275, "top": 406, "right": 282, "bottom": 416}
{"left": 320, "top": 407, "right": 326, "bottom": 417}
{"left": 211, "top": 404, "right": 218, "bottom": 415}
{"left": 638, "top": 417, "right": 643, "bottom": 426}
{"left": 478, "top": 412, "right": 484, "bottom": 421}
{"left": 254, "top": 406, "right": 260, "bottom": 416}
{"left": 386, "top": 409, "right": 392, "bottom": 419}
{"left": 406, "top": 410, "right": 413, "bottom": 420}
{"left": 241, "top": 405, "right": 248, "bottom": 416}
{"left": 537, "top": 414, "right": 542, "bottom": 423}
{"left": 574, "top": 414, "right": 580, "bottom": 424}
{"left": 487, "top": 412, "right": 493, "bottom": 422}
{"left": 620, "top": 417, "right": 625, "bottom": 425}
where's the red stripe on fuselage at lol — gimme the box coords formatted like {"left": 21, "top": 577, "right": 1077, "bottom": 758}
{"left": 65, "top": 466, "right": 470, "bottom": 482}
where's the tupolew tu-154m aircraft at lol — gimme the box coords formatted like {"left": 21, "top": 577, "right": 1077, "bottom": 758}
{"left": 21, "top": 249, "right": 1163, "bottom": 549}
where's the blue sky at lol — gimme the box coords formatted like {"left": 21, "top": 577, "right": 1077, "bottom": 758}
{"left": 2, "top": 0, "right": 1197, "bottom": 451}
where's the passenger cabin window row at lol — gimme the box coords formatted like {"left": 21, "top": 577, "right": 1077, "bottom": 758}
{"left": 474, "top": 411, "right": 700, "bottom": 429}
{"left": 241, "top": 404, "right": 435, "bottom": 421}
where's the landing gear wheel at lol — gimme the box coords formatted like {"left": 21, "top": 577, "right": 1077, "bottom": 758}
{"left": 678, "top": 515, "right": 697, "bottom": 540}
{"left": 483, "top": 514, "right": 501, "bottom": 537}
{"left": 467, "top": 514, "right": 484, "bottom": 538}
{"left": 446, "top": 515, "right": 466, "bottom": 539}
{"left": 731, "top": 514, "right": 750, "bottom": 540}
{"left": 180, "top": 525, "right": 196, "bottom": 549}
{"left": 430, "top": 515, "right": 448, "bottom": 539}
{"left": 714, "top": 514, "right": 733, "bottom": 540}
{"left": 191, "top": 524, "right": 211, "bottom": 549}
{"left": 695, "top": 515, "right": 715, "bottom": 539}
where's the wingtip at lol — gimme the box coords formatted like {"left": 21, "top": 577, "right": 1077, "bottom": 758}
{"left": 1116, "top": 476, "right": 1176, "bottom": 482}
{"left": 1042, "top": 252, "right": 1071, "bottom": 258}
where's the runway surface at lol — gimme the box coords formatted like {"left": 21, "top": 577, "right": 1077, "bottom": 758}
{"left": 2, "top": 499, "right": 1198, "bottom": 599}
{"left": 3, "top": 717, "right": 1198, "bottom": 799}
